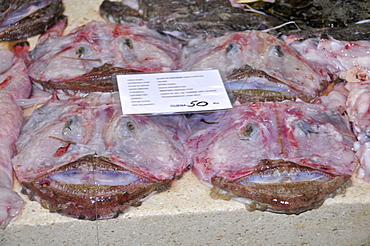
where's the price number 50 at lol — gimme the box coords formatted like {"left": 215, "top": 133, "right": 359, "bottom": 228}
{"left": 187, "top": 100, "right": 209, "bottom": 107}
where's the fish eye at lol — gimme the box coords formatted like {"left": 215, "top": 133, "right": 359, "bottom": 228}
{"left": 63, "top": 115, "right": 78, "bottom": 134}
{"left": 295, "top": 120, "right": 319, "bottom": 135}
{"left": 126, "top": 120, "right": 135, "bottom": 132}
{"left": 64, "top": 118, "right": 73, "bottom": 131}
{"left": 118, "top": 118, "right": 137, "bottom": 136}
{"left": 75, "top": 44, "right": 91, "bottom": 57}
{"left": 61, "top": 115, "right": 83, "bottom": 142}
{"left": 244, "top": 123, "right": 254, "bottom": 136}
{"left": 239, "top": 123, "right": 257, "bottom": 140}
{"left": 123, "top": 38, "right": 134, "bottom": 49}
{"left": 270, "top": 45, "right": 284, "bottom": 57}
{"left": 225, "top": 42, "right": 239, "bottom": 55}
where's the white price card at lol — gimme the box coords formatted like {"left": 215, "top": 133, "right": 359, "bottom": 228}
{"left": 116, "top": 70, "right": 232, "bottom": 115}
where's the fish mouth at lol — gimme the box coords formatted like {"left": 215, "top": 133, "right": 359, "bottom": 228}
{"left": 225, "top": 64, "right": 320, "bottom": 103}
{"left": 35, "top": 64, "right": 142, "bottom": 92}
{"left": 210, "top": 159, "right": 351, "bottom": 214}
{"left": 21, "top": 155, "right": 171, "bottom": 220}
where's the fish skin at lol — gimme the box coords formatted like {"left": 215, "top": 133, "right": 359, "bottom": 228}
{"left": 12, "top": 92, "right": 190, "bottom": 220}
{"left": 346, "top": 81, "right": 370, "bottom": 182}
{"left": 285, "top": 22, "right": 370, "bottom": 41}
{"left": 0, "top": 93, "right": 25, "bottom": 229}
{"left": 99, "top": 0, "right": 285, "bottom": 40}
{"left": 285, "top": 36, "right": 370, "bottom": 78}
{"left": 285, "top": 35, "right": 370, "bottom": 182}
{"left": 186, "top": 101, "right": 358, "bottom": 214}
{"left": 20, "top": 19, "right": 183, "bottom": 92}
{"left": 0, "top": 49, "right": 31, "bottom": 229}
{"left": 181, "top": 31, "right": 330, "bottom": 102}
{"left": 0, "top": 0, "right": 65, "bottom": 41}
{"left": 246, "top": 0, "right": 370, "bottom": 29}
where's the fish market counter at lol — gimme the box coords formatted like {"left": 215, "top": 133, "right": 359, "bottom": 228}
{"left": 1, "top": 0, "right": 370, "bottom": 245}
{"left": 1, "top": 172, "right": 370, "bottom": 245}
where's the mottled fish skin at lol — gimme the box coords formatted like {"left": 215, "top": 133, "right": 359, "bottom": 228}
{"left": 12, "top": 92, "right": 190, "bottom": 220}
{"left": 246, "top": 0, "right": 370, "bottom": 29}
{"left": 0, "top": 49, "right": 32, "bottom": 229}
{"left": 181, "top": 31, "right": 330, "bottom": 102}
{"left": 285, "top": 22, "right": 370, "bottom": 41}
{"left": 99, "top": 0, "right": 285, "bottom": 40}
{"left": 186, "top": 101, "right": 358, "bottom": 214}
{"left": 0, "top": 0, "right": 65, "bottom": 41}
{"left": 19, "top": 19, "right": 183, "bottom": 92}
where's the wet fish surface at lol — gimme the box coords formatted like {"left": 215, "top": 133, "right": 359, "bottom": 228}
{"left": 186, "top": 101, "right": 358, "bottom": 214}
{"left": 285, "top": 33, "right": 370, "bottom": 182}
{"left": 181, "top": 31, "right": 330, "bottom": 102}
{"left": 0, "top": 0, "right": 65, "bottom": 41}
{"left": 285, "top": 36, "right": 370, "bottom": 78}
{"left": 12, "top": 92, "right": 190, "bottom": 220}
{"left": 18, "top": 19, "right": 183, "bottom": 92}
{"left": 346, "top": 81, "right": 370, "bottom": 182}
{"left": 245, "top": 0, "right": 370, "bottom": 29}
{"left": 0, "top": 49, "right": 32, "bottom": 229}
{"left": 285, "top": 22, "right": 370, "bottom": 41}
{"left": 99, "top": 0, "right": 284, "bottom": 40}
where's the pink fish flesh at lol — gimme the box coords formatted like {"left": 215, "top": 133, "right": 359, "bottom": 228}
{"left": 181, "top": 31, "right": 330, "bottom": 102}
{"left": 285, "top": 36, "right": 370, "bottom": 78}
{"left": 186, "top": 101, "right": 357, "bottom": 214}
{"left": 0, "top": 49, "right": 31, "bottom": 229}
{"left": 12, "top": 92, "right": 190, "bottom": 220}
{"left": 346, "top": 81, "right": 370, "bottom": 182}
{"left": 19, "top": 19, "right": 183, "bottom": 92}
{"left": 285, "top": 36, "right": 370, "bottom": 182}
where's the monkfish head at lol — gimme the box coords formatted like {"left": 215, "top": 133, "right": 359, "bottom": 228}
{"left": 13, "top": 93, "right": 189, "bottom": 220}
{"left": 20, "top": 20, "right": 182, "bottom": 92}
{"left": 181, "top": 31, "right": 330, "bottom": 102}
{"left": 187, "top": 101, "right": 358, "bottom": 214}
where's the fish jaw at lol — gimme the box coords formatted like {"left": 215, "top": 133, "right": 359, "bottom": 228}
{"left": 182, "top": 31, "right": 329, "bottom": 102}
{"left": 13, "top": 93, "right": 189, "bottom": 219}
{"left": 21, "top": 155, "right": 171, "bottom": 220}
{"left": 188, "top": 101, "right": 357, "bottom": 214}
{"left": 210, "top": 159, "right": 351, "bottom": 214}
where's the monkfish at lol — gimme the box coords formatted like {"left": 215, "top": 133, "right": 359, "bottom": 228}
{"left": 99, "top": 0, "right": 284, "bottom": 41}
{"left": 285, "top": 34, "right": 370, "bottom": 182}
{"left": 186, "top": 100, "right": 358, "bottom": 214}
{"left": 0, "top": 49, "right": 32, "bottom": 229}
{"left": 12, "top": 92, "right": 190, "bottom": 220}
{"left": 181, "top": 31, "right": 331, "bottom": 102}
{"left": 17, "top": 19, "right": 183, "bottom": 92}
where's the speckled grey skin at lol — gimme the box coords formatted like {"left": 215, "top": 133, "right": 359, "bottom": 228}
{"left": 0, "top": 0, "right": 65, "bottom": 41}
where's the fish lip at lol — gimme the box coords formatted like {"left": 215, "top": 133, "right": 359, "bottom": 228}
{"left": 210, "top": 159, "right": 351, "bottom": 214}
{"left": 247, "top": 159, "right": 337, "bottom": 180}
{"left": 33, "top": 155, "right": 153, "bottom": 195}
{"left": 21, "top": 155, "right": 171, "bottom": 220}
